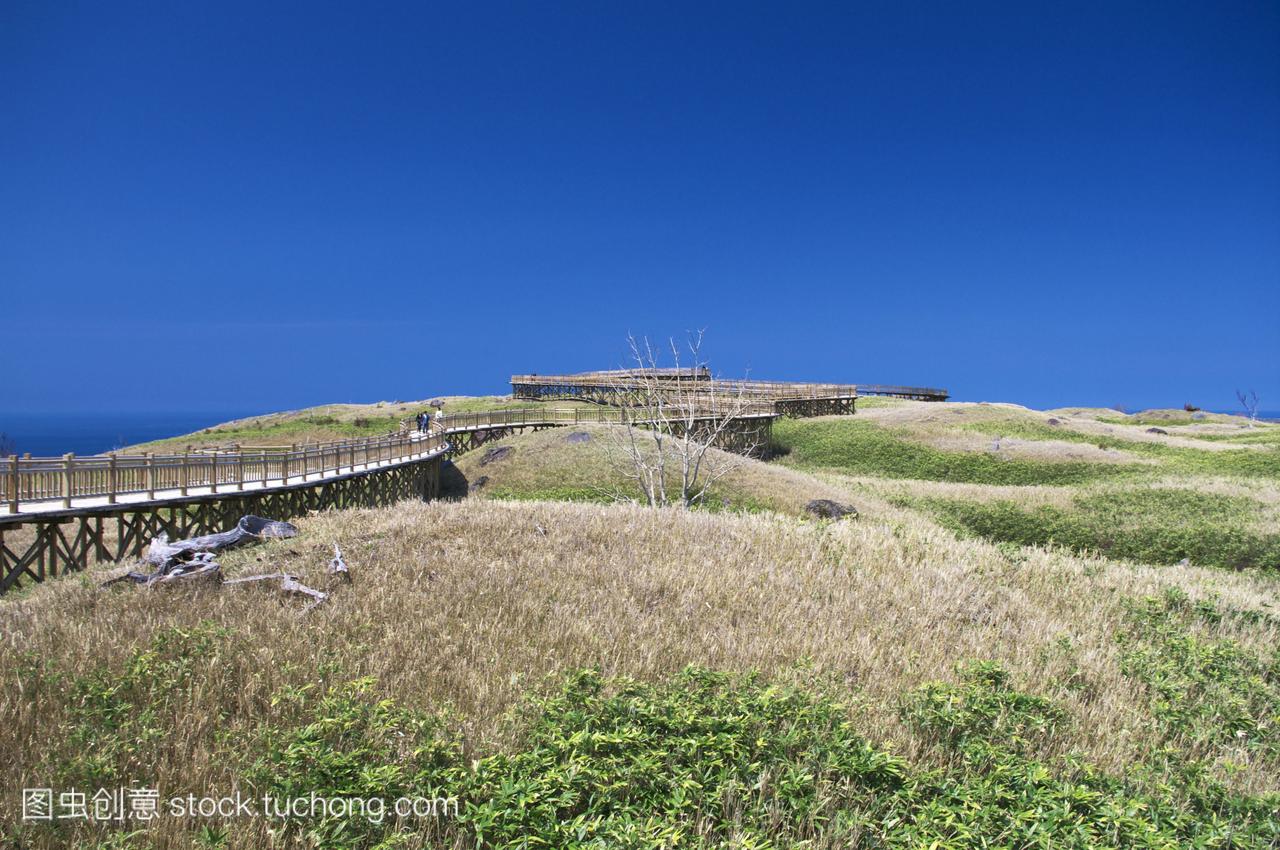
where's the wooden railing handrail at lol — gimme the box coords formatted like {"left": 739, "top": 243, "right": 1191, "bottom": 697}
{"left": 511, "top": 373, "right": 947, "bottom": 400}
{"left": 0, "top": 401, "right": 784, "bottom": 515}
{"left": 510, "top": 374, "right": 860, "bottom": 399}
{"left": 425, "top": 403, "right": 777, "bottom": 434}
{"left": 1, "top": 429, "right": 448, "bottom": 515}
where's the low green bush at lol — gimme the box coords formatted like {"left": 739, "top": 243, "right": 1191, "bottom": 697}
{"left": 246, "top": 678, "right": 462, "bottom": 849}
{"left": 30, "top": 657, "right": 1280, "bottom": 848}
{"left": 54, "top": 622, "right": 234, "bottom": 787}
{"left": 898, "top": 660, "right": 1279, "bottom": 848}
{"left": 962, "top": 419, "right": 1280, "bottom": 479}
{"left": 915, "top": 488, "right": 1280, "bottom": 569}
{"left": 901, "top": 659, "right": 1066, "bottom": 750}
{"left": 773, "top": 418, "right": 1141, "bottom": 485}
{"left": 1119, "top": 588, "right": 1280, "bottom": 757}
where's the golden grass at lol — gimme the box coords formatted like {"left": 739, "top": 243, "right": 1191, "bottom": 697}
{"left": 4, "top": 399, "right": 1278, "bottom": 846}
{"left": 3, "top": 499, "right": 1278, "bottom": 849}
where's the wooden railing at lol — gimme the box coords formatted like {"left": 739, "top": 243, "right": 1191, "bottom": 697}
{"left": 0, "top": 402, "right": 783, "bottom": 515}
{"left": 510, "top": 374, "right": 861, "bottom": 401}
{"left": 2, "top": 430, "right": 447, "bottom": 514}
{"left": 431, "top": 403, "right": 777, "bottom": 434}
{"left": 854, "top": 384, "right": 950, "bottom": 400}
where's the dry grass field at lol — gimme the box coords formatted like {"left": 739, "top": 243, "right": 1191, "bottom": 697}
{"left": 3, "top": 400, "right": 1278, "bottom": 847}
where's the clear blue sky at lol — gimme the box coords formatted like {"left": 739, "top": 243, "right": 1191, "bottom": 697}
{"left": 3, "top": 2, "right": 1277, "bottom": 414}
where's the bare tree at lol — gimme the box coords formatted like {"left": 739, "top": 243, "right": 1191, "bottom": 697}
{"left": 1236, "top": 389, "right": 1260, "bottom": 424}
{"left": 602, "top": 331, "right": 762, "bottom": 509}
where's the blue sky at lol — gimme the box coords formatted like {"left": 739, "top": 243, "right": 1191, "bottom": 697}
{"left": 3, "top": 2, "right": 1277, "bottom": 414}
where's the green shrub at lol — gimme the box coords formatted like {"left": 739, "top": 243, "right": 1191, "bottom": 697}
{"left": 962, "top": 419, "right": 1280, "bottom": 479}
{"left": 773, "top": 418, "right": 1140, "bottom": 485}
{"left": 1119, "top": 589, "right": 1280, "bottom": 757}
{"left": 465, "top": 667, "right": 907, "bottom": 846}
{"left": 247, "top": 678, "right": 463, "bottom": 849}
{"left": 899, "top": 661, "right": 1280, "bottom": 848}
{"left": 58, "top": 622, "right": 232, "bottom": 787}
{"left": 246, "top": 667, "right": 1280, "bottom": 848}
{"left": 915, "top": 488, "right": 1280, "bottom": 570}
{"left": 39, "top": 662, "right": 1280, "bottom": 848}
{"left": 901, "top": 659, "right": 1066, "bottom": 750}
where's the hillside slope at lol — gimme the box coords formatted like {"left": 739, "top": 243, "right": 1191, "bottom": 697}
{"left": 772, "top": 401, "right": 1280, "bottom": 570}
{"left": 448, "top": 423, "right": 859, "bottom": 517}
{"left": 125, "top": 395, "right": 596, "bottom": 451}
{"left": 4, "top": 499, "right": 1278, "bottom": 847}
{"left": 6, "top": 399, "right": 1279, "bottom": 846}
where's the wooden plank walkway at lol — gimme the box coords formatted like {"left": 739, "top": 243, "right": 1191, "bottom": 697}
{"left": 0, "top": 405, "right": 776, "bottom": 520}
{"left": 2, "top": 434, "right": 447, "bottom": 519}
{"left": 0, "top": 370, "right": 940, "bottom": 592}
{"left": 2, "top": 431, "right": 447, "bottom": 520}
{"left": 510, "top": 372, "right": 947, "bottom": 403}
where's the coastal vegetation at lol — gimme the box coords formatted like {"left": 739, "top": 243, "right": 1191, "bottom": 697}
{"left": 4, "top": 397, "right": 1277, "bottom": 847}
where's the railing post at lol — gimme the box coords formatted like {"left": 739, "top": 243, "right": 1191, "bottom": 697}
{"left": 7, "top": 455, "right": 18, "bottom": 514}
{"left": 210, "top": 450, "right": 218, "bottom": 494}
{"left": 181, "top": 449, "right": 190, "bottom": 496}
{"left": 236, "top": 445, "right": 244, "bottom": 491}
{"left": 107, "top": 452, "right": 118, "bottom": 504}
{"left": 145, "top": 452, "right": 155, "bottom": 499}
{"left": 62, "top": 453, "right": 74, "bottom": 508}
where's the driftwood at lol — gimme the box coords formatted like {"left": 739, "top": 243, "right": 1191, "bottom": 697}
{"left": 100, "top": 551, "right": 224, "bottom": 588}
{"left": 144, "top": 515, "right": 297, "bottom": 567}
{"left": 101, "top": 515, "right": 331, "bottom": 611}
{"left": 150, "top": 552, "right": 223, "bottom": 585}
{"left": 224, "top": 571, "right": 330, "bottom": 612}
{"left": 329, "top": 544, "right": 351, "bottom": 582}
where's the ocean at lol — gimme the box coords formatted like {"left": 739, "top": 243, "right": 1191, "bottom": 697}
{"left": 0, "top": 412, "right": 259, "bottom": 457}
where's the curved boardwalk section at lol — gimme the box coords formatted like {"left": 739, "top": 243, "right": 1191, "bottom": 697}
{"left": 511, "top": 371, "right": 947, "bottom": 408}
{"left": 0, "top": 432, "right": 448, "bottom": 593}
{"left": 0, "top": 369, "right": 946, "bottom": 593}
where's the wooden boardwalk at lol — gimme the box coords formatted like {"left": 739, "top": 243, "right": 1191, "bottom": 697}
{"left": 0, "top": 370, "right": 944, "bottom": 592}
{"left": 0, "top": 404, "right": 773, "bottom": 592}
{"left": 2, "top": 431, "right": 448, "bottom": 519}
{"left": 511, "top": 371, "right": 948, "bottom": 406}
{"left": 0, "top": 431, "right": 451, "bottom": 593}
{"left": 430, "top": 405, "right": 777, "bottom": 456}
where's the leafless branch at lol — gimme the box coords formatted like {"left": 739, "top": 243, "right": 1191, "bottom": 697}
{"left": 601, "top": 331, "right": 760, "bottom": 508}
{"left": 1236, "top": 389, "right": 1260, "bottom": 424}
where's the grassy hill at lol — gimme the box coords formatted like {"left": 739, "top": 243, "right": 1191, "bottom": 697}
{"left": 125, "top": 395, "right": 599, "bottom": 451}
{"left": 773, "top": 401, "right": 1280, "bottom": 570}
{"left": 5, "top": 398, "right": 1279, "bottom": 847}
{"left": 448, "top": 423, "right": 858, "bottom": 517}
{"left": 5, "top": 499, "right": 1278, "bottom": 848}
